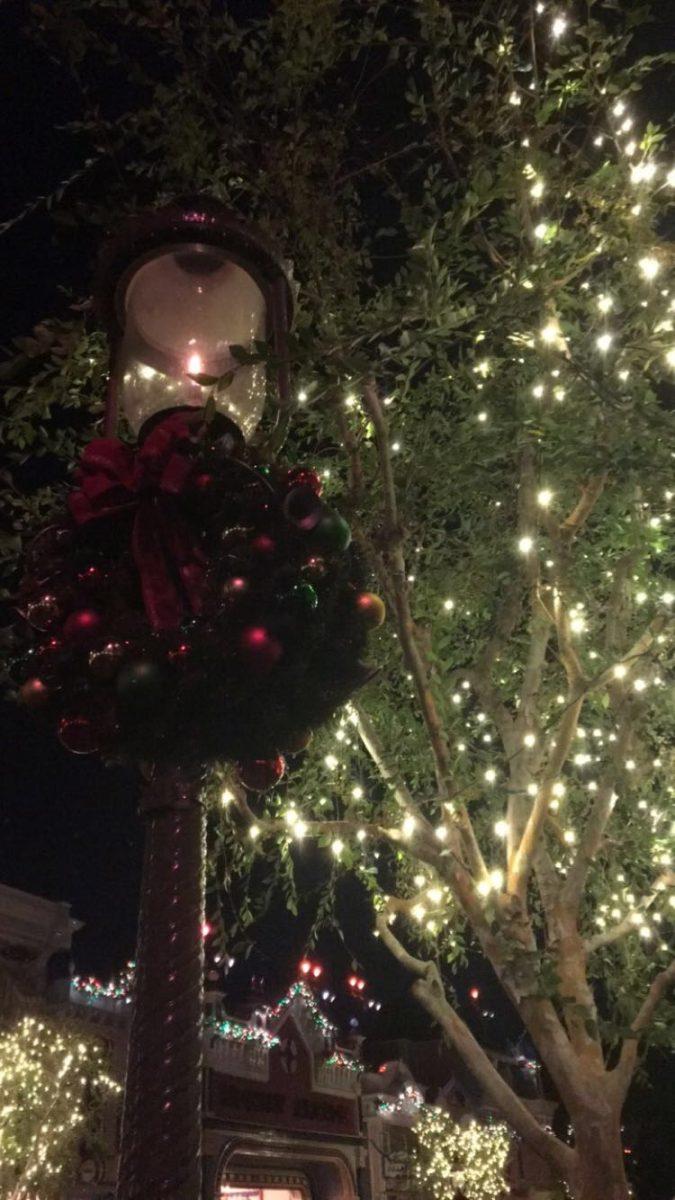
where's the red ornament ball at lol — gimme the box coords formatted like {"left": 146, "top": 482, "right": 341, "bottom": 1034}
{"left": 239, "top": 626, "right": 283, "bottom": 672}
{"left": 167, "top": 641, "right": 191, "bottom": 666}
{"left": 88, "top": 641, "right": 126, "bottom": 680}
{"left": 18, "top": 677, "right": 50, "bottom": 709}
{"left": 237, "top": 755, "right": 286, "bottom": 791}
{"left": 223, "top": 575, "right": 249, "bottom": 599}
{"left": 287, "top": 467, "right": 322, "bottom": 497}
{"left": 356, "top": 591, "right": 386, "bottom": 628}
{"left": 77, "top": 564, "right": 106, "bottom": 593}
{"left": 25, "top": 594, "right": 61, "bottom": 631}
{"left": 251, "top": 533, "right": 276, "bottom": 556}
{"left": 58, "top": 714, "right": 99, "bottom": 755}
{"left": 282, "top": 486, "right": 323, "bottom": 531}
{"left": 63, "top": 608, "right": 103, "bottom": 645}
{"left": 302, "top": 556, "right": 327, "bottom": 581}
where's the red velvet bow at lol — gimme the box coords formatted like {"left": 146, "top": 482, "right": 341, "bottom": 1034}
{"left": 68, "top": 413, "right": 207, "bottom": 630}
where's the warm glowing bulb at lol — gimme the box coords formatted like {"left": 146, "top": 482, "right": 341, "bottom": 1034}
{"left": 518, "top": 535, "right": 534, "bottom": 554}
{"left": 596, "top": 332, "right": 613, "bottom": 352}
{"left": 494, "top": 820, "right": 508, "bottom": 839}
{"left": 402, "top": 815, "right": 417, "bottom": 838}
{"left": 638, "top": 255, "right": 660, "bottom": 281}
{"left": 551, "top": 15, "right": 567, "bottom": 39}
{"left": 186, "top": 352, "right": 203, "bottom": 375}
{"left": 537, "top": 488, "right": 553, "bottom": 507}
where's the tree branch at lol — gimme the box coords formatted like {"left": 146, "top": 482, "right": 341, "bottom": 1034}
{"left": 508, "top": 695, "right": 584, "bottom": 900}
{"left": 360, "top": 380, "right": 486, "bottom": 880}
{"left": 613, "top": 960, "right": 675, "bottom": 1100}
{"left": 409, "top": 963, "right": 576, "bottom": 1179}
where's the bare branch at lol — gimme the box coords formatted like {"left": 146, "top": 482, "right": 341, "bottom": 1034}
{"left": 559, "top": 474, "right": 608, "bottom": 541}
{"left": 613, "top": 959, "right": 675, "bottom": 1099}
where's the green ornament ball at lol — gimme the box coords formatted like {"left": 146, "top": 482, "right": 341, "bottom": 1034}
{"left": 310, "top": 511, "right": 351, "bottom": 554}
{"left": 291, "top": 581, "right": 318, "bottom": 610}
{"left": 116, "top": 659, "right": 165, "bottom": 707}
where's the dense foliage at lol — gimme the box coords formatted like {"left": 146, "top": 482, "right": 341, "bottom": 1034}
{"left": 0, "top": 1015, "right": 119, "bottom": 1199}
{"left": 1, "top": 3, "right": 674, "bottom": 1198}
{"left": 413, "top": 1106, "right": 511, "bottom": 1200}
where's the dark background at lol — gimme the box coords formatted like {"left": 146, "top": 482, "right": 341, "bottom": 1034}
{"left": 0, "top": 3, "right": 673, "bottom": 1196}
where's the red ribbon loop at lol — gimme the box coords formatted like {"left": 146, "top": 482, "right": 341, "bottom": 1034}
{"left": 68, "top": 418, "right": 206, "bottom": 631}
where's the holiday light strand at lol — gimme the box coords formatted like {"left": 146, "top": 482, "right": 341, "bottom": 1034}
{"left": 71, "top": 960, "right": 135, "bottom": 1005}
{"left": 266, "top": 980, "right": 338, "bottom": 1038}
{"left": 206, "top": 1015, "right": 279, "bottom": 1049}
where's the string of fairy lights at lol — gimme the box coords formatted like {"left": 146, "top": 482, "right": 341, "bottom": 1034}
{"left": 0, "top": 1016, "right": 120, "bottom": 1195}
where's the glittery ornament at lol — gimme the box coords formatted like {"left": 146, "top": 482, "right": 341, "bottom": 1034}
{"left": 88, "top": 641, "right": 126, "bottom": 680}
{"left": 286, "top": 467, "right": 322, "bottom": 497}
{"left": 237, "top": 755, "right": 286, "bottom": 791}
{"left": 25, "top": 594, "right": 61, "bottom": 632}
{"left": 58, "top": 714, "right": 99, "bottom": 755}
{"left": 302, "top": 556, "right": 327, "bottom": 581}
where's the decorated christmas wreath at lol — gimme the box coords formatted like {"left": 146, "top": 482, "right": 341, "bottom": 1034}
{"left": 14, "top": 409, "right": 384, "bottom": 788}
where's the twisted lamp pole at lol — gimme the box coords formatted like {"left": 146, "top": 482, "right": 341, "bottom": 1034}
{"left": 96, "top": 198, "right": 293, "bottom": 1200}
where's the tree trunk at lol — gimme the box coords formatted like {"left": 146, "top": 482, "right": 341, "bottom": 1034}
{"left": 571, "top": 1112, "right": 630, "bottom": 1200}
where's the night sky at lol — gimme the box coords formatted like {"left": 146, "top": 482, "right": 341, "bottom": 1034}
{"left": 0, "top": 4, "right": 674, "bottom": 1197}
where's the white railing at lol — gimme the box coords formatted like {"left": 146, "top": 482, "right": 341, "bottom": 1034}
{"left": 315, "top": 1061, "right": 360, "bottom": 1093}
{"left": 204, "top": 1032, "right": 269, "bottom": 1081}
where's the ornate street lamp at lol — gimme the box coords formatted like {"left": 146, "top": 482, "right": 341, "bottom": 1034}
{"left": 95, "top": 197, "right": 293, "bottom": 1200}
{"left": 16, "top": 194, "right": 375, "bottom": 1200}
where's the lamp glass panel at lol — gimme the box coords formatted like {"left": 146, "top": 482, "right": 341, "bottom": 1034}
{"left": 117, "top": 243, "right": 266, "bottom": 437}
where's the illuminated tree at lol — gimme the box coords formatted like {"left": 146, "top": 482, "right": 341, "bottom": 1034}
{"left": 413, "top": 1107, "right": 511, "bottom": 1200}
{"left": 2, "top": 3, "right": 674, "bottom": 1199}
{"left": 0, "top": 1016, "right": 120, "bottom": 1200}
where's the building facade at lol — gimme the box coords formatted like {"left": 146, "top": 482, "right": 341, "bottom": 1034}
{"left": 0, "top": 882, "right": 558, "bottom": 1200}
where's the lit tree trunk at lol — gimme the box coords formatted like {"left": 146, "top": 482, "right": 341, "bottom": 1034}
{"left": 569, "top": 1104, "right": 629, "bottom": 1200}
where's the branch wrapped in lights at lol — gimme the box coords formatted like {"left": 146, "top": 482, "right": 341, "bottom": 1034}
{"left": 14, "top": 410, "right": 380, "bottom": 780}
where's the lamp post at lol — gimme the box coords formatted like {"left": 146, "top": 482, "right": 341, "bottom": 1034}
{"left": 96, "top": 197, "right": 293, "bottom": 1200}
